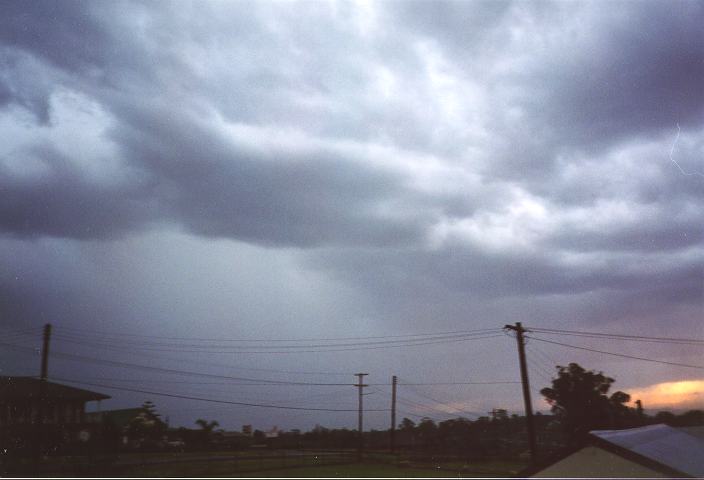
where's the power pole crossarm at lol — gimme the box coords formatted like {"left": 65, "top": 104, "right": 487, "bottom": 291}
{"left": 504, "top": 322, "right": 537, "bottom": 464}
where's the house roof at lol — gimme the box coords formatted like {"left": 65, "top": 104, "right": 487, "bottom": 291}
{"left": 522, "top": 424, "right": 704, "bottom": 478}
{"left": 590, "top": 424, "right": 704, "bottom": 478}
{"left": 0, "top": 376, "right": 110, "bottom": 402}
{"left": 679, "top": 425, "right": 704, "bottom": 441}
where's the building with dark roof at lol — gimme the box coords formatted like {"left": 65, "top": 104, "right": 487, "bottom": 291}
{"left": 0, "top": 376, "right": 110, "bottom": 455}
{"left": 0, "top": 376, "right": 109, "bottom": 426}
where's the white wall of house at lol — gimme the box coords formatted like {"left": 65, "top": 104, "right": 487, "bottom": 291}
{"left": 532, "top": 446, "right": 666, "bottom": 478}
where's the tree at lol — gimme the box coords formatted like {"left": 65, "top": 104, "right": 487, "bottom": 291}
{"left": 416, "top": 417, "right": 437, "bottom": 449}
{"left": 399, "top": 417, "right": 416, "bottom": 431}
{"left": 540, "top": 363, "right": 631, "bottom": 444}
{"left": 195, "top": 419, "right": 220, "bottom": 448}
{"left": 126, "top": 400, "right": 167, "bottom": 449}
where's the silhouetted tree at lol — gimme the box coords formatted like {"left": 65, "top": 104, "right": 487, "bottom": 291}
{"left": 399, "top": 417, "right": 416, "bottom": 431}
{"left": 540, "top": 363, "right": 631, "bottom": 444}
{"left": 125, "top": 400, "right": 167, "bottom": 450}
{"left": 416, "top": 417, "right": 437, "bottom": 449}
{"left": 195, "top": 419, "right": 220, "bottom": 448}
{"left": 654, "top": 409, "right": 704, "bottom": 427}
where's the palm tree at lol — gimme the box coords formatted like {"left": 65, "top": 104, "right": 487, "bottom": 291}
{"left": 195, "top": 419, "right": 220, "bottom": 448}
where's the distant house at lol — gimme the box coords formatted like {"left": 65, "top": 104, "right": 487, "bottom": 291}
{"left": 86, "top": 406, "right": 169, "bottom": 450}
{"left": 0, "top": 376, "right": 109, "bottom": 427}
{"left": 84, "top": 407, "right": 145, "bottom": 430}
{"left": 0, "top": 376, "right": 110, "bottom": 454}
{"left": 526, "top": 424, "right": 704, "bottom": 478}
{"left": 84, "top": 407, "right": 145, "bottom": 446}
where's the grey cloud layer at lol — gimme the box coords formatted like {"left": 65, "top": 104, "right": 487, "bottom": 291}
{"left": 0, "top": 1, "right": 702, "bottom": 321}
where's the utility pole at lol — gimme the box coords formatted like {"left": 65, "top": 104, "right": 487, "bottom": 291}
{"left": 37, "top": 323, "right": 52, "bottom": 458}
{"left": 40, "top": 323, "right": 51, "bottom": 382}
{"left": 504, "top": 322, "right": 537, "bottom": 464}
{"left": 354, "top": 373, "right": 368, "bottom": 462}
{"left": 390, "top": 375, "right": 397, "bottom": 454}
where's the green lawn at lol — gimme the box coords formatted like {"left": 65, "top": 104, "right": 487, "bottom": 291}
{"left": 15, "top": 451, "right": 525, "bottom": 477}
{"left": 242, "top": 463, "right": 470, "bottom": 478}
{"left": 117, "top": 462, "right": 504, "bottom": 478}
{"left": 112, "top": 460, "right": 522, "bottom": 478}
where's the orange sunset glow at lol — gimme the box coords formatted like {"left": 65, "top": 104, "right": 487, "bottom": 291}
{"left": 628, "top": 380, "right": 704, "bottom": 410}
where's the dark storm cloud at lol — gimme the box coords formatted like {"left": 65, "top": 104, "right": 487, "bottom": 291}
{"left": 393, "top": 0, "right": 704, "bottom": 181}
{"left": 0, "top": 143, "right": 157, "bottom": 239}
{"left": 0, "top": 1, "right": 108, "bottom": 72}
{"left": 520, "top": 1, "right": 704, "bottom": 150}
{"left": 107, "top": 102, "right": 452, "bottom": 247}
{"left": 0, "top": 0, "right": 701, "bottom": 409}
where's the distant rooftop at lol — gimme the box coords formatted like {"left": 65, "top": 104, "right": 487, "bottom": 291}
{"left": 0, "top": 376, "right": 110, "bottom": 402}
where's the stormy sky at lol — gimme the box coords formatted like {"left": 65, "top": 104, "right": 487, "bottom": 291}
{"left": 0, "top": 0, "right": 702, "bottom": 431}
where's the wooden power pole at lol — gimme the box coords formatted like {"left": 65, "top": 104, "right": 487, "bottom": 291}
{"left": 37, "top": 323, "right": 52, "bottom": 458}
{"left": 355, "top": 373, "right": 368, "bottom": 462}
{"left": 504, "top": 322, "right": 537, "bottom": 463}
{"left": 40, "top": 323, "right": 51, "bottom": 381}
{"left": 390, "top": 375, "right": 397, "bottom": 453}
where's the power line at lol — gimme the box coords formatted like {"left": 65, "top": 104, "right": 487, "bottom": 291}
{"left": 529, "top": 328, "right": 704, "bottom": 346}
{"left": 0, "top": 342, "right": 355, "bottom": 386}
{"left": 54, "top": 337, "right": 354, "bottom": 377}
{"left": 527, "top": 336, "right": 704, "bottom": 370}
{"left": 524, "top": 347, "right": 555, "bottom": 380}
{"left": 400, "top": 379, "right": 485, "bottom": 418}
{"left": 52, "top": 377, "right": 388, "bottom": 412}
{"left": 390, "top": 380, "right": 520, "bottom": 386}
{"left": 527, "top": 342, "right": 560, "bottom": 372}
{"left": 526, "top": 356, "right": 553, "bottom": 386}
{"left": 372, "top": 387, "right": 451, "bottom": 418}
{"left": 0, "top": 340, "right": 520, "bottom": 388}
{"left": 56, "top": 325, "right": 501, "bottom": 343}
{"left": 62, "top": 377, "right": 339, "bottom": 387}
{"left": 51, "top": 331, "right": 504, "bottom": 353}
{"left": 52, "top": 336, "right": 353, "bottom": 377}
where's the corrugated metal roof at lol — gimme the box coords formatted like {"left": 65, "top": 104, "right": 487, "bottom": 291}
{"left": 590, "top": 424, "right": 704, "bottom": 477}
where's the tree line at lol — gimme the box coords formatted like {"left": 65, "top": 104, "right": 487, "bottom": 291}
{"left": 107, "top": 362, "right": 703, "bottom": 456}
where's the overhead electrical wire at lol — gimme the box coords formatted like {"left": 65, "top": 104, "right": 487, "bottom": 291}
{"left": 372, "top": 388, "right": 450, "bottom": 421}
{"left": 51, "top": 376, "right": 388, "bottom": 413}
{"left": 388, "top": 380, "right": 520, "bottom": 386}
{"left": 52, "top": 336, "right": 354, "bottom": 377}
{"left": 53, "top": 337, "right": 354, "bottom": 377}
{"left": 527, "top": 342, "right": 560, "bottom": 372}
{"left": 399, "top": 378, "right": 486, "bottom": 418}
{"left": 526, "top": 355, "right": 554, "bottom": 385}
{"left": 51, "top": 330, "right": 504, "bottom": 353}
{"left": 0, "top": 342, "right": 353, "bottom": 385}
{"left": 528, "top": 327, "right": 704, "bottom": 346}
{"left": 55, "top": 325, "right": 501, "bottom": 343}
{"left": 527, "top": 336, "right": 704, "bottom": 370}
{"left": 0, "top": 341, "right": 523, "bottom": 388}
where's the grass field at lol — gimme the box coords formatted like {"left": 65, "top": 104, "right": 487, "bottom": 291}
{"left": 112, "top": 458, "right": 525, "bottom": 478}
{"left": 242, "top": 463, "right": 477, "bottom": 478}
{"left": 11, "top": 451, "right": 525, "bottom": 477}
{"left": 117, "top": 462, "right": 514, "bottom": 478}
